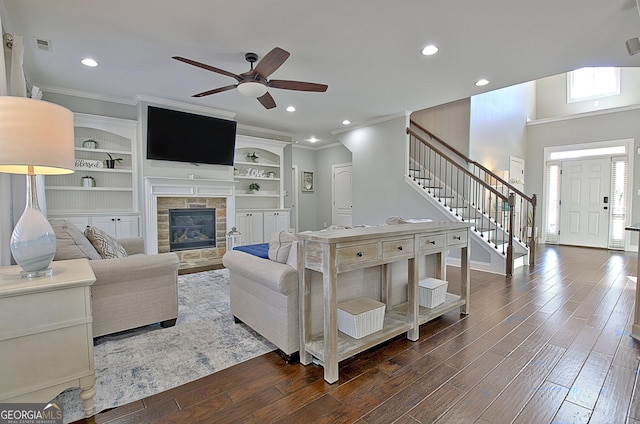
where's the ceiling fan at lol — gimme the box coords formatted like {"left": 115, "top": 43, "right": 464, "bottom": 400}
{"left": 172, "top": 47, "right": 328, "bottom": 109}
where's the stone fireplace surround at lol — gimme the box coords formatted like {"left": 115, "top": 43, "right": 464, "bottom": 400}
{"left": 144, "top": 177, "right": 235, "bottom": 271}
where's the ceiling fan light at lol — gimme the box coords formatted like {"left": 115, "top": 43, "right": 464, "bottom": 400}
{"left": 237, "top": 81, "right": 268, "bottom": 98}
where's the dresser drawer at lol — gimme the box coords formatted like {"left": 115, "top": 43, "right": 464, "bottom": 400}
{"left": 337, "top": 243, "right": 379, "bottom": 266}
{"left": 447, "top": 230, "right": 468, "bottom": 247}
{"left": 0, "top": 286, "right": 87, "bottom": 337}
{"left": 418, "top": 234, "right": 446, "bottom": 252}
{"left": 382, "top": 238, "right": 414, "bottom": 259}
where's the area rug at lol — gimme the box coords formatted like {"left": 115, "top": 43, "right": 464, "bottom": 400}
{"left": 55, "top": 268, "right": 275, "bottom": 423}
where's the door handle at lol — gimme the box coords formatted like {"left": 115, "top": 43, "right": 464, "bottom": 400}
{"left": 604, "top": 206, "right": 608, "bottom": 210}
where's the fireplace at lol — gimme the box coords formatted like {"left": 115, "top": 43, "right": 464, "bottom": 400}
{"left": 145, "top": 177, "right": 235, "bottom": 272}
{"left": 169, "top": 208, "right": 217, "bottom": 251}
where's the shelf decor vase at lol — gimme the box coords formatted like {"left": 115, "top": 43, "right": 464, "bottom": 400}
{"left": 81, "top": 176, "right": 96, "bottom": 187}
{"left": 82, "top": 139, "right": 98, "bottom": 149}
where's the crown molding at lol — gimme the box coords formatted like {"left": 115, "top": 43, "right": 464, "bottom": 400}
{"left": 136, "top": 95, "right": 236, "bottom": 119}
{"left": 527, "top": 104, "right": 640, "bottom": 126}
{"left": 330, "top": 111, "right": 410, "bottom": 135}
{"left": 293, "top": 141, "right": 344, "bottom": 151}
{"left": 39, "top": 84, "right": 137, "bottom": 105}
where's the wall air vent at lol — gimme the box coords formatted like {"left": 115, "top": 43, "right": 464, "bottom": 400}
{"left": 34, "top": 38, "right": 52, "bottom": 52}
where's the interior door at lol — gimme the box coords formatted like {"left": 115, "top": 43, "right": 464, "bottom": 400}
{"left": 559, "top": 158, "right": 610, "bottom": 248}
{"left": 332, "top": 164, "right": 352, "bottom": 227}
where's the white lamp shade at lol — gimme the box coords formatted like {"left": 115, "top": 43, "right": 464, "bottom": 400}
{"left": 237, "top": 81, "right": 268, "bottom": 98}
{"left": 0, "top": 96, "right": 75, "bottom": 175}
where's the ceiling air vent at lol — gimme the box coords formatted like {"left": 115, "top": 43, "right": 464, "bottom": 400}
{"left": 34, "top": 38, "right": 52, "bottom": 52}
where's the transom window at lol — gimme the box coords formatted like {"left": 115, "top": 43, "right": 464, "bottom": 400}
{"left": 567, "top": 67, "right": 620, "bottom": 103}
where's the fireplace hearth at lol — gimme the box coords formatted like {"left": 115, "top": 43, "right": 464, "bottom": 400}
{"left": 169, "top": 208, "right": 216, "bottom": 252}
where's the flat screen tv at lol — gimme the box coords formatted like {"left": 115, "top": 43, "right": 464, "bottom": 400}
{"left": 146, "top": 106, "right": 237, "bottom": 166}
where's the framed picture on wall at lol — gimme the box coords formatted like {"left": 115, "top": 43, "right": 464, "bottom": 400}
{"left": 302, "top": 171, "right": 314, "bottom": 192}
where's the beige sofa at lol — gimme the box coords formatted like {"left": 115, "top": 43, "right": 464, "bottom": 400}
{"left": 222, "top": 233, "right": 393, "bottom": 362}
{"left": 51, "top": 220, "right": 180, "bottom": 338}
{"left": 222, "top": 247, "right": 299, "bottom": 360}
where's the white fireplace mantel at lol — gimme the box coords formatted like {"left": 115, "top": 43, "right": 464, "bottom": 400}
{"left": 144, "top": 177, "right": 236, "bottom": 253}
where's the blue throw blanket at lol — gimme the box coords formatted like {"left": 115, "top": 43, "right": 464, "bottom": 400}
{"left": 233, "top": 243, "right": 269, "bottom": 259}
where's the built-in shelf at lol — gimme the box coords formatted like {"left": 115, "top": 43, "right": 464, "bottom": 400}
{"left": 234, "top": 160, "right": 279, "bottom": 168}
{"left": 45, "top": 113, "right": 140, "bottom": 237}
{"left": 47, "top": 186, "right": 134, "bottom": 192}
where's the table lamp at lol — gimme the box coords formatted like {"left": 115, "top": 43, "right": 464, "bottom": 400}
{"left": 0, "top": 97, "right": 75, "bottom": 278}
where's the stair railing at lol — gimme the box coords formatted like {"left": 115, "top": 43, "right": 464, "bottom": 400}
{"left": 407, "top": 122, "right": 537, "bottom": 274}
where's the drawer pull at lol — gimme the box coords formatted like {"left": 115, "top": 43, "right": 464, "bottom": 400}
{"left": 398, "top": 246, "right": 403, "bottom": 251}
{"left": 429, "top": 240, "right": 436, "bottom": 245}
{"left": 357, "top": 252, "right": 363, "bottom": 257}
{"left": 453, "top": 236, "right": 461, "bottom": 240}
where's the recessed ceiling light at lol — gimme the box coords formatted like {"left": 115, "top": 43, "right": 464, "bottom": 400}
{"left": 81, "top": 58, "right": 99, "bottom": 67}
{"left": 475, "top": 78, "right": 489, "bottom": 86}
{"left": 286, "top": 106, "right": 296, "bottom": 112}
{"left": 342, "top": 120, "right": 351, "bottom": 125}
{"left": 421, "top": 45, "right": 439, "bottom": 56}
{"left": 308, "top": 137, "right": 318, "bottom": 143}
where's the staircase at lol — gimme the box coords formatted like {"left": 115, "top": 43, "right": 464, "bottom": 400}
{"left": 407, "top": 122, "right": 537, "bottom": 275}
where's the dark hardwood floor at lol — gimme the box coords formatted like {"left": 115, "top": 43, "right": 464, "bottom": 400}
{"left": 74, "top": 245, "right": 640, "bottom": 423}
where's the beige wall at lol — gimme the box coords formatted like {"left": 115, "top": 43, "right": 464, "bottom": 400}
{"left": 410, "top": 99, "right": 471, "bottom": 156}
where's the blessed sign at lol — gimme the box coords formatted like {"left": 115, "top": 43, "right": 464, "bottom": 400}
{"left": 75, "top": 159, "right": 102, "bottom": 170}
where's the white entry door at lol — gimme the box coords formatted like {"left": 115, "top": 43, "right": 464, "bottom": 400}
{"left": 559, "top": 158, "right": 610, "bottom": 248}
{"left": 332, "top": 164, "right": 352, "bottom": 227}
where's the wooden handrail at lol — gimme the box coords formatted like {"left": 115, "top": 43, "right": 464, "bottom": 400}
{"left": 410, "top": 120, "right": 535, "bottom": 203}
{"left": 407, "top": 127, "right": 509, "bottom": 202}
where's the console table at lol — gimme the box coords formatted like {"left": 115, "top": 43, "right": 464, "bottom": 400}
{"left": 625, "top": 224, "right": 640, "bottom": 341}
{"left": 0, "top": 259, "right": 97, "bottom": 416}
{"left": 297, "top": 222, "right": 470, "bottom": 383}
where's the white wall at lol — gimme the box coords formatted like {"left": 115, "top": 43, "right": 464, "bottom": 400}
{"left": 526, "top": 108, "right": 640, "bottom": 235}
{"left": 536, "top": 68, "right": 640, "bottom": 119}
{"left": 469, "top": 82, "right": 535, "bottom": 173}
{"left": 292, "top": 146, "right": 318, "bottom": 231}
{"left": 337, "top": 114, "right": 446, "bottom": 225}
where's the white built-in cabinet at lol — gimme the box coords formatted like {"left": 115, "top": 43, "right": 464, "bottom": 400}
{"left": 62, "top": 214, "right": 140, "bottom": 239}
{"left": 263, "top": 210, "right": 290, "bottom": 239}
{"left": 234, "top": 136, "right": 290, "bottom": 245}
{"left": 235, "top": 210, "right": 291, "bottom": 246}
{"left": 235, "top": 211, "right": 264, "bottom": 245}
{"left": 46, "top": 113, "right": 140, "bottom": 238}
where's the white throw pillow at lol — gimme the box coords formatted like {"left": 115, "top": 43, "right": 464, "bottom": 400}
{"left": 268, "top": 231, "right": 294, "bottom": 264}
{"left": 85, "top": 226, "right": 128, "bottom": 259}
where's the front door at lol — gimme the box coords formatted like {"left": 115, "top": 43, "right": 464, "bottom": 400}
{"left": 559, "top": 158, "right": 610, "bottom": 248}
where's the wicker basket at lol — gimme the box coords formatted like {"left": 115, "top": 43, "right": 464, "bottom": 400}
{"left": 419, "top": 278, "right": 448, "bottom": 308}
{"left": 337, "top": 297, "right": 385, "bottom": 339}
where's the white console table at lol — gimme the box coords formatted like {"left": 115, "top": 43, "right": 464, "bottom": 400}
{"left": 0, "top": 259, "right": 97, "bottom": 416}
{"left": 625, "top": 224, "right": 640, "bottom": 341}
{"left": 297, "top": 222, "right": 470, "bottom": 383}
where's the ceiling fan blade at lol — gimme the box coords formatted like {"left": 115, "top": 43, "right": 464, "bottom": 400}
{"left": 172, "top": 56, "right": 241, "bottom": 81}
{"left": 192, "top": 85, "right": 238, "bottom": 98}
{"left": 257, "top": 92, "right": 276, "bottom": 109}
{"left": 269, "top": 80, "right": 328, "bottom": 92}
{"left": 253, "top": 47, "right": 290, "bottom": 78}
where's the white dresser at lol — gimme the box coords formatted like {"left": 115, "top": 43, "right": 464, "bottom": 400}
{"left": 0, "top": 259, "right": 97, "bottom": 417}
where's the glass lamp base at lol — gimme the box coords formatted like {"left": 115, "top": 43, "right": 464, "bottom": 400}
{"left": 10, "top": 206, "right": 57, "bottom": 277}
{"left": 20, "top": 268, "right": 54, "bottom": 279}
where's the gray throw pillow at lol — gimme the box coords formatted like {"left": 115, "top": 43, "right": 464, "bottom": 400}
{"left": 85, "top": 226, "right": 128, "bottom": 259}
